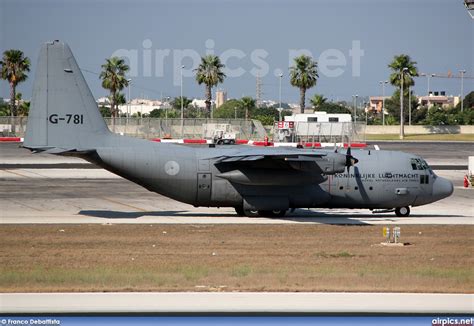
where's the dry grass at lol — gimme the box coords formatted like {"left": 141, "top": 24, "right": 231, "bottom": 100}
{"left": 0, "top": 224, "right": 472, "bottom": 293}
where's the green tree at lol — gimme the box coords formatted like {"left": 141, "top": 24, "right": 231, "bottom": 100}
{"left": 195, "top": 55, "right": 226, "bottom": 117}
{"left": 412, "top": 105, "right": 428, "bottom": 125}
{"left": 317, "top": 102, "right": 351, "bottom": 114}
{"left": 388, "top": 54, "right": 419, "bottom": 93}
{"left": 310, "top": 94, "right": 327, "bottom": 111}
{"left": 171, "top": 96, "right": 192, "bottom": 111}
{"left": 0, "top": 99, "right": 10, "bottom": 116}
{"left": 423, "top": 105, "right": 473, "bottom": 125}
{"left": 149, "top": 108, "right": 180, "bottom": 118}
{"left": 388, "top": 54, "right": 418, "bottom": 129}
{"left": 109, "top": 92, "right": 126, "bottom": 116}
{"left": 455, "top": 91, "right": 474, "bottom": 110}
{"left": 99, "top": 106, "right": 111, "bottom": 117}
{"left": 15, "top": 92, "right": 30, "bottom": 116}
{"left": 0, "top": 49, "right": 30, "bottom": 128}
{"left": 240, "top": 96, "right": 256, "bottom": 119}
{"left": 213, "top": 99, "right": 244, "bottom": 118}
{"left": 186, "top": 105, "right": 206, "bottom": 118}
{"left": 99, "top": 57, "right": 129, "bottom": 118}
{"left": 384, "top": 90, "right": 418, "bottom": 123}
{"left": 289, "top": 55, "right": 318, "bottom": 113}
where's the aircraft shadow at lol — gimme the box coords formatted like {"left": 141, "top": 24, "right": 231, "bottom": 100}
{"left": 78, "top": 210, "right": 238, "bottom": 219}
{"left": 281, "top": 210, "right": 464, "bottom": 225}
{"left": 78, "top": 210, "right": 464, "bottom": 225}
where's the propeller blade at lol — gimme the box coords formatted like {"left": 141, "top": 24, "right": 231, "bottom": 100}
{"left": 345, "top": 146, "right": 358, "bottom": 173}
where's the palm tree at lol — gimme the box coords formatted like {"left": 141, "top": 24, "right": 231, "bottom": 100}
{"left": 240, "top": 96, "right": 256, "bottom": 120}
{"left": 171, "top": 96, "right": 193, "bottom": 111}
{"left": 388, "top": 55, "right": 419, "bottom": 128}
{"left": 15, "top": 92, "right": 30, "bottom": 116}
{"left": 310, "top": 94, "right": 327, "bottom": 111}
{"left": 195, "top": 55, "right": 226, "bottom": 118}
{"left": 99, "top": 57, "right": 129, "bottom": 118}
{"left": 109, "top": 92, "right": 126, "bottom": 116}
{"left": 290, "top": 55, "right": 318, "bottom": 113}
{"left": 388, "top": 54, "right": 419, "bottom": 96}
{"left": 0, "top": 50, "right": 30, "bottom": 125}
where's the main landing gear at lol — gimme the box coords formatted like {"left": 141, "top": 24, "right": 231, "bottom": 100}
{"left": 234, "top": 206, "right": 287, "bottom": 218}
{"left": 372, "top": 206, "right": 411, "bottom": 217}
{"left": 395, "top": 206, "right": 410, "bottom": 217}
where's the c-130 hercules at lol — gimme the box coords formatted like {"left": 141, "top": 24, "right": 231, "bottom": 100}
{"left": 24, "top": 41, "right": 453, "bottom": 218}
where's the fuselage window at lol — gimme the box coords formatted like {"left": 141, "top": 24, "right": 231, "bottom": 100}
{"left": 329, "top": 117, "right": 339, "bottom": 122}
{"left": 411, "top": 158, "right": 430, "bottom": 171}
{"left": 420, "top": 175, "right": 430, "bottom": 184}
{"left": 308, "top": 117, "right": 318, "bottom": 122}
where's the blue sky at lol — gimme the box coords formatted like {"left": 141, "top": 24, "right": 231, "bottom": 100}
{"left": 1, "top": 0, "right": 473, "bottom": 103}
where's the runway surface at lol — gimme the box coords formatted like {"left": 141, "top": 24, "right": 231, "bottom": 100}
{"left": 1, "top": 141, "right": 473, "bottom": 225}
{"left": 1, "top": 168, "right": 472, "bottom": 225}
{"left": 1, "top": 292, "right": 472, "bottom": 314}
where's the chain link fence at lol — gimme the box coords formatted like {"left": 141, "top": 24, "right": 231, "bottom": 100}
{"left": 272, "top": 121, "right": 366, "bottom": 143}
{"left": 0, "top": 117, "right": 268, "bottom": 140}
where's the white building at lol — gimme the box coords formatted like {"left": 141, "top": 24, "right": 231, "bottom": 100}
{"left": 97, "top": 97, "right": 171, "bottom": 116}
{"left": 191, "top": 99, "right": 214, "bottom": 109}
{"left": 118, "top": 98, "right": 171, "bottom": 116}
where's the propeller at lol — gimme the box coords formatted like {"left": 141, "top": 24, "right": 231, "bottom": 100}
{"left": 345, "top": 146, "right": 359, "bottom": 173}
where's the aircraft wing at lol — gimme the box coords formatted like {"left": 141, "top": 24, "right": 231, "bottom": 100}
{"left": 203, "top": 147, "right": 346, "bottom": 175}
{"left": 205, "top": 148, "right": 327, "bottom": 163}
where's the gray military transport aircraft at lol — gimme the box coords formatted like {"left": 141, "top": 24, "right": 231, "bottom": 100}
{"left": 23, "top": 41, "right": 454, "bottom": 218}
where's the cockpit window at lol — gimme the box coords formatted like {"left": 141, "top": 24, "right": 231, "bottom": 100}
{"left": 411, "top": 158, "right": 429, "bottom": 170}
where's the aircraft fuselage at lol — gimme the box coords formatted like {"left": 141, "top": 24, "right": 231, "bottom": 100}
{"left": 85, "top": 135, "right": 453, "bottom": 214}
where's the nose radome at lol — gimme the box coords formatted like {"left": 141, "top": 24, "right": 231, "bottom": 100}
{"left": 433, "top": 176, "right": 454, "bottom": 200}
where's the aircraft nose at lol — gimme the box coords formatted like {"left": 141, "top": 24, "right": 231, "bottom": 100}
{"left": 432, "top": 176, "right": 454, "bottom": 200}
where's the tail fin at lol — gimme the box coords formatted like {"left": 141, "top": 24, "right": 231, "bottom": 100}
{"left": 24, "top": 41, "right": 109, "bottom": 151}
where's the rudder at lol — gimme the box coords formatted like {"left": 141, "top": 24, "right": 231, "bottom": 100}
{"left": 24, "top": 41, "right": 109, "bottom": 150}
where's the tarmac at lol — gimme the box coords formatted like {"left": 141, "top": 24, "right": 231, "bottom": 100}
{"left": 1, "top": 292, "right": 472, "bottom": 314}
{"left": 0, "top": 142, "right": 473, "bottom": 225}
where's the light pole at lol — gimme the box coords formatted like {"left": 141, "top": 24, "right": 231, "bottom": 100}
{"left": 421, "top": 73, "right": 436, "bottom": 106}
{"left": 180, "top": 65, "right": 184, "bottom": 138}
{"left": 364, "top": 102, "right": 368, "bottom": 125}
{"left": 126, "top": 79, "right": 132, "bottom": 133}
{"left": 460, "top": 70, "right": 466, "bottom": 112}
{"left": 278, "top": 73, "right": 283, "bottom": 121}
{"left": 408, "top": 83, "right": 411, "bottom": 126}
{"left": 400, "top": 68, "right": 408, "bottom": 140}
{"left": 379, "top": 81, "right": 388, "bottom": 126}
{"left": 352, "top": 95, "right": 358, "bottom": 123}
{"left": 127, "top": 79, "right": 132, "bottom": 118}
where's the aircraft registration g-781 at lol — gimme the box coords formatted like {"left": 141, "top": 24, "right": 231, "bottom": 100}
{"left": 24, "top": 41, "right": 453, "bottom": 218}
